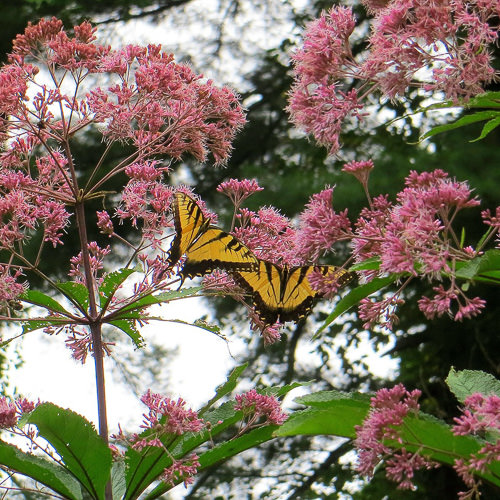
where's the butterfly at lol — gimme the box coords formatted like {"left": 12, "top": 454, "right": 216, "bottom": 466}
{"left": 167, "top": 192, "right": 258, "bottom": 280}
{"left": 233, "top": 259, "right": 354, "bottom": 325}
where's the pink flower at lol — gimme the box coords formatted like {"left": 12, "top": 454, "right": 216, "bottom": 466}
{"left": 0, "top": 266, "right": 25, "bottom": 304}
{"left": 358, "top": 295, "right": 404, "bottom": 331}
{"left": 352, "top": 194, "right": 393, "bottom": 267}
{"left": 233, "top": 206, "right": 297, "bottom": 265}
{"left": 418, "top": 285, "right": 456, "bottom": 319}
{"left": 12, "top": 18, "right": 108, "bottom": 73}
{"left": 290, "top": 6, "right": 356, "bottom": 85}
{"left": 0, "top": 398, "right": 18, "bottom": 428}
{"left": 69, "top": 242, "right": 111, "bottom": 285}
{"left": 161, "top": 454, "right": 200, "bottom": 488}
{"left": 355, "top": 384, "right": 438, "bottom": 488}
{"left": 294, "top": 187, "right": 352, "bottom": 262}
{"left": 452, "top": 393, "right": 500, "bottom": 494}
{"left": 87, "top": 44, "right": 245, "bottom": 164}
{"left": 261, "top": 323, "right": 283, "bottom": 346}
{"left": 235, "top": 389, "right": 288, "bottom": 426}
{"left": 307, "top": 267, "right": 353, "bottom": 299}
{"left": 217, "top": 178, "right": 263, "bottom": 208}
{"left": 342, "top": 160, "right": 374, "bottom": 192}
{"left": 96, "top": 211, "right": 114, "bottom": 236}
{"left": 454, "top": 296, "right": 486, "bottom": 321}
{"left": 453, "top": 393, "right": 500, "bottom": 435}
{"left": 140, "top": 390, "right": 204, "bottom": 436}
{"left": 287, "top": 2, "right": 499, "bottom": 153}
{"left": 15, "top": 397, "right": 37, "bottom": 414}
{"left": 64, "top": 325, "right": 114, "bottom": 363}
{"left": 380, "top": 170, "right": 479, "bottom": 276}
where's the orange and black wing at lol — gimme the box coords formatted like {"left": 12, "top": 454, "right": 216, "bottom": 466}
{"left": 166, "top": 192, "right": 210, "bottom": 269}
{"left": 234, "top": 261, "right": 353, "bottom": 325}
{"left": 167, "top": 192, "right": 258, "bottom": 279}
{"left": 181, "top": 227, "right": 258, "bottom": 279}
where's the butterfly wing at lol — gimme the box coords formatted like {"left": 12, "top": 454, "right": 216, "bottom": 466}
{"left": 181, "top": 227, "right": 258, "bottom": 279}
{"left": 235, "top": 261, "right": 353, "bottom": 325}
{"left": 166, "top": 192, "right": 210, "bottom": 268}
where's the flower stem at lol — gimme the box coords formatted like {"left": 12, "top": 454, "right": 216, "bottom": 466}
{"left": 74, "top": 199, "right": 112, "bottom": 499}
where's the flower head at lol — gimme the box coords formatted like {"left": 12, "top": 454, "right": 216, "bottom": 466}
{"left": 0, "top": 397, "right": 18, "bottom": 428}
{"left": 294, "top": 187, "right": 352, "bottom": 262}
{"left": 355, "top": 384, "right": 438, "bottom": 488}
{"left": 140, "top": 390, "right": 204, "bottom": 436}
{"left": 342, "top": 160, "right": 374, "bottom": 191}
{"left": 235, "top": 389, "right": 288, "bottom": 426}
{"left": 161, "top": 454, "right": 200, "bottom": 488}
{"left": 217, "top": 178, "right": 263, "bottom": 208}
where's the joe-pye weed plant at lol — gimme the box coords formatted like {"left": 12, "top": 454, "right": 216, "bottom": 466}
{"left": 0, "top": 2, "right": 499, "bottom": 498}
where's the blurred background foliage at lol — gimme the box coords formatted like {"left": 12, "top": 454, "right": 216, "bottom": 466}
{"left": 1, "top": 1, "right": 499, "bottom": 498}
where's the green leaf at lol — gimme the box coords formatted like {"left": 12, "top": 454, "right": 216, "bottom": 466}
{"left": 57, "top": 281, "right": 90, "bottom": 312}
{"left": 349, "top": 257, "right": 381, "bottom": 271}
{"left": 276, "top": 391, "right": 371, "bottom": 439}
{"left": 314, "top": 274, "right": 398, "bottom": 338}
{"left": 466, "top": 91, "right": 500, "bottom": 109}
{"left": 471, "top": 114, "right": 500, "bottom": 141}
{"left": 446, "top": 368, "right": 500, "bottom": 404}
{"left": 21, "top": 318, "right": 69, "bottom": 335}
{"left": 112, "top": 286, "right": 202, "bottom": 317}
{"left": 199, "top": 424, "right": 276, "bottom": 467}
{"left": 0, "top": 440, "right": 83, "bottom": 499}
{"left": 21, "top": 403, "right": 112, "bottom": 500}
{"left": 99, "top": 268, "right": 137, "bottom": 308}
{"left": 108, "top": 319, "right": 144, "bottom": 348}
{"left": 192, "top": 318, "right": 221, "bottom": 334}
{"left": 163, "top": 318, "right": 223, "bottom": 338}
{"left": 398, "top": 414, "right": 500, "bottom": 484}
{"left": 268, "top": 381, "right": 311, "bottom": 399}
{"left": 21, "top": 289, "right": 71, "bottom": 315}
{"left": 111, "top": 461, "right": 127, "bottom": 500}
{"left": 454, "top": 249, "right": 500, "bottom": 284}
{"left": 421, "top": 110, "right": 500, "bottom": 141}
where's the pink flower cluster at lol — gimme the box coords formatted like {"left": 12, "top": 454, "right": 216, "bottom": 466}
{"left": 0, "top": 396, "right": 37, "bottom": 429}
{"left": 355, "top": 384, "right": 438, "bottom": 490}
{"left": 69, "top": 242, "right": 111, "bottom": 286}
{"left": 112, "top": 391, "right": 204, "bottom": 489}
{"left": 353, "top": 168, "right": 488, "bottom": 328}
{"left": 134, "top": 390, "right": 204, "bottom": 450}
{"left": 288, "top": 2, "right": 500, "bottom": 154}
{"left": 0, "top": 17, "right": 247, "bottom": 359}
{"left": 356, "top": 385, "right": 500, "bottom": 494}
{"left": 0, "top": 16, "right": 244, "bottom": 255}
{"left": 87, "top": 44, "right": 245, "bottom": 164}
{"left": 452, "top": 393, "right": 500, "bottom": 495}
{"left": 0, "top": 266, "right": 26, "bottom": 309}
{"left": 227, "top": 182, "right": 352, "bottom": 270}
{"left": 161, "top": 453, "right": 200, "bottom": 488}
{"left": 217, "top": 178, "right": 263, "bottom": 210}
{"left": 294, "top": 188, "right": 352, "bottom": 262}
{"left": 234, "top": 389, "right": 288, "bottom": 426}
